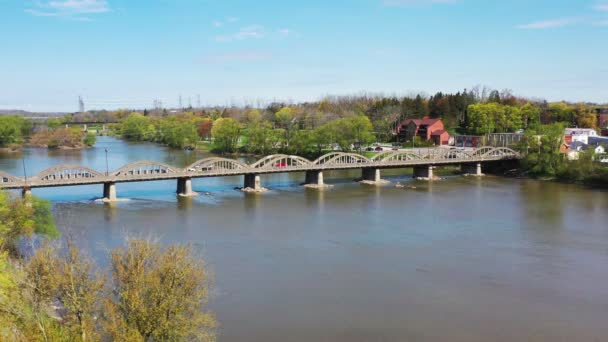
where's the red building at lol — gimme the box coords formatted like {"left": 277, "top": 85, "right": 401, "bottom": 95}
{"left": 598, "top": 109, "right": 608, "bottom": 136}
{"left": 397, "top": 117, "right": 450, "bottom": 145}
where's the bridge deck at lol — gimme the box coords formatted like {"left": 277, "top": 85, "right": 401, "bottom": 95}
{"left": 0, "top": 147, "right": 520, "bottom": 189}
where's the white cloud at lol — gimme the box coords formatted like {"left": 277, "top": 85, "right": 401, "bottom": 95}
{"left": 26, "top": 0, "right": 109, "bottom": 19}
{"left": 593, "top": 19, "right": 608, "bottom": 26}
{"left": 278, "top": 28, "right": 291, "bottom": 36}
{"left": 216, "top": 25, "right": 266, "bottom": 42}
{"left": 517, "top": 17, "right": 579, "bottom": 29}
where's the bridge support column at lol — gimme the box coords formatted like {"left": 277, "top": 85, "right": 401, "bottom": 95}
{"left": 103, "top": 182, "right": 117, "bottom": 202}
{"left": 361, "top": 168, "right": 388, "bottom": 185}
{"left": 304, "top": 170, "right": 328, "bottom": 189}
{"left": 462, "top": 163, "right": 484, "bottom": 177}
{"left": 21, "top": 187, "right": 32, "bottom": 199}
{"left": 243, "top": 174, "right": 266, "bottom": 193}
{"left": 414, "top": 166, "right": 436, "bottom": 180}
{"left": 177, "top": 177, "right": 196, "bottom": 197}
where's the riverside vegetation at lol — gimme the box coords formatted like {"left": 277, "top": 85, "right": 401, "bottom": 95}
{"left": 0, "top": 191, "right": 216, "bottom": 341}
{"left": 0, "top": 116, "right": 96, "bottom": 150}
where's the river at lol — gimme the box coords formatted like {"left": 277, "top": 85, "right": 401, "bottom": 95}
{"left": 1, "top": 136, "right": 608, "bottom": 341}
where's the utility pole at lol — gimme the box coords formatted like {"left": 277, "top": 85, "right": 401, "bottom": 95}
{"left": 197, "top": 94, "right": 201, "bottom": 108}
{"left": 178, "top": 95, "right": 183, "bottom": 110}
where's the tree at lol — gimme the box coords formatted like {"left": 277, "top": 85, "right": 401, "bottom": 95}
{"left": 466, "top": 103, "right": 496, "bottom": 135}
{"left": 548, "top": 102, "right": 575, "bottom": 124}
{"left": 46, "top": 118, "right": 63, "bottom": 130}
{"left": 120, "top": 113, "right": 154, "bottom": 141}
{"left": 520, "top": 102, "right": 542, "bottom": 128}
{"left": 84, "top": 133, "right": 96, "bottom": 147}
{"left": 53, "top": 239, "right": 105, "bottom": 341}
{"left": 104, "top": 240, "right": 216, "bottom": 341}
{"left": 211, "top": 118, "right": 240, "bottom": 153}
{"left": 574, "top": 103, "right": 597, "bottom": 129}
{"left": 197, "top": 118, "right": 213, "bottom": 141}
{"left": 245, "top": 121, "right": 280, "bottom": 154}
{"left": 0, "top": 116, "right": 28, "bottom": 147}
{"left": 0, "top": 193, "right": 58, "bottom": 254}
{"left": 488, "top": 90, "right": 501, "bottom": 103}
{"left": 520, "top": 123, "right": 566, "bottom": 176}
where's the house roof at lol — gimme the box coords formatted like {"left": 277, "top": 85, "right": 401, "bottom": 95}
{"left": 431, "top": 129, "right": 448, "bottom": 136}
{"left": 401, "top": 116, "right": 442, "bottom": 127}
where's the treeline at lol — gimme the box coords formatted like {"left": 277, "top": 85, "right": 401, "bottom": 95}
{"left": 57, "top": 87, "right": 606, "bottom": 154}
{"left": 0, "top": 116, "right": 96, "bottom": 150}
{"left": 29, "top": 128, "right": 96, "bottom": 149}
{"left": 116, "top": 110, "right": 376, "bottom": 156}
{"left": 0, "top": 191, "right": 216, "bottom": 341}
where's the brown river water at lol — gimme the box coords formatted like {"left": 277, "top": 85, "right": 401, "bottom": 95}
{"left": 1, "top": 137, "right": 607, "bottom": 341}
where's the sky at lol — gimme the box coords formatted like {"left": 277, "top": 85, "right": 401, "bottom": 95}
{"left": 0, "top": 0, "right": 607, "bottom": 112}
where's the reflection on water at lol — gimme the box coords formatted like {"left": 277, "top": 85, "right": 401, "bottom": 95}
{"left": 2, "top": 137, "right": 608, "bottom": 341}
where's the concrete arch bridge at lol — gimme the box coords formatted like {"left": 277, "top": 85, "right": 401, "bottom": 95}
{"left": 0, "top": 147, "right": 520, "bottom": 201}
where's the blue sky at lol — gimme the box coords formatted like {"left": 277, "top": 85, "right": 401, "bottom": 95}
{"left": 1, "top": 0, "right": 607, "bottom": 112}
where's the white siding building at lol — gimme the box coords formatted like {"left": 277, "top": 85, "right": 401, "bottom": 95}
{"left": 565, "top": 128, "right": 598, "bottom": 144}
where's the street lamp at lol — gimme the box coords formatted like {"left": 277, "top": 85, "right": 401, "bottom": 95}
{"left": 105, "top": 149, "right": 109, "bottom": 176}
{"left": 22, "top": 157, "right": 27, "bottom": 184}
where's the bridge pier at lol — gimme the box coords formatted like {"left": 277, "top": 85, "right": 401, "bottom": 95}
{"left": 103, "top": 182, "right": 117, "bottom": 202}
{"left": 177, "top": 177, "right": 197, "bottom": 197}
{"left": 304, "top": 170, "right": 329, "bottom": 189}
{"left": 243, "top": 174, "right": 266, "bottom": 192}
{"left": 413, "top": 166, "right": 436, "bottom": 180}
{"left": 462, "top": 163, "right": 484, "bottom": 177}
{"left": 361, "top": 168, "right": 388, "bottom": 185}
{"left": 21, "top": 187, "right": 32, "bottom": 199}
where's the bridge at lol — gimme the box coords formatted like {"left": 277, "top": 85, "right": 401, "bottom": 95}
{"left": 0, "top": 147, "right": 520, "bottom": 201}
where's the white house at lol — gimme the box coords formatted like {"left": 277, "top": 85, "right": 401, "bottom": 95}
{"left": 565, "top": 128, "right": 598, "bottom": 144}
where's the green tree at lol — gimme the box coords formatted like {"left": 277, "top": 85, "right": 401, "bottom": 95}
{"left": 104, "top": 240, "right": 216, "bottom": 341}
{"left": 120, "top": 113, "right": 154, "bottom": 141}
{"left": 211, "top": 118, "right": 240, "bottom": 153}
{"left": 466, "top": 103, "right": 496, "bottom": 135}
{"left": 83, "top": 133, "right": 96, "bottom": 147}
{"left": 0, "top": 116, "right": 28, "bottom": 147}
{"left": 46, "top": 118, "right": 63, "bottom": 130}
{"left": 245, "top": 121, "right": 280, "bottom": 154}
{"left": 520, "top": 123, "right": 566, "bottom": 176}
{"left": 0, "top": 193, "right": 58, "bottom": 254}
{"left": 520, "top": 102, "right": 542, "bottom": 128}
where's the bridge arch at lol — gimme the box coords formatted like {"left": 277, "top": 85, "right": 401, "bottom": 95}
{"left": 371, "top": 151, "right": 423, "bottom": 163}
{"left": 186, "top": 158, "right": 249, "bottom": 173}
{"left": 251, "top": 155, "right": 312, "bottom": 170}
{"left": 36, "top": 165, "right": 104, "bottom": 182}
{"left": 481, "top": 147, "right": 519, "bottom": 158}
{"left": 313, "top": 153, "right": 371, "bottom": 166}
{"left": 0, "top": 171, "right": 22, "bottom": 185}
{"left": 112, "top": 161, "right": 180, "bottom": 177}
{"left": 470, "top": 147, "right": 495, "bottom": 157}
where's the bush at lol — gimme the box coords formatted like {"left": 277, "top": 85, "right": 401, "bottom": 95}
{"left": 84, "top": 133, "right": 97, "bottom": 147}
